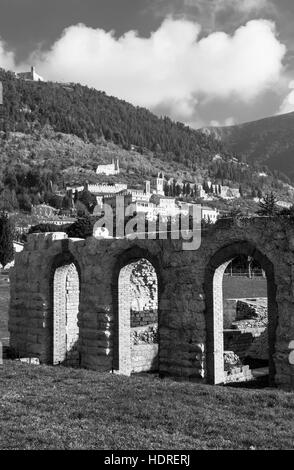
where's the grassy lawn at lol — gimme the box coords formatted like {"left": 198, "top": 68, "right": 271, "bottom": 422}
{"left": 0, "top": 362, "right": 294, "bottom": 450}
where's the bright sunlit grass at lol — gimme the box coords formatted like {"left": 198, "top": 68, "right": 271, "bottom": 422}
{"left": 0, "top": 361, "right": 294, "bottom": 450}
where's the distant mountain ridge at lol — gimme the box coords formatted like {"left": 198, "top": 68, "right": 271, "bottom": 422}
{"left": 202, "top": 112, "right": 294, "bottom": 182}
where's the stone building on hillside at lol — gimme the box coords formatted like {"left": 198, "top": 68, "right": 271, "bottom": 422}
{"left": 96, "top": 159, "right": 120, "bottom": 176}
{"left": 151, "top": 172, "right": 165, "bottom": 196}
{"left": 16, "top": 66, "right": 44, "bottom": 82}
{"left": 31, "top": 204, "right": 57, "bottom": 218}
{"left": 201, "top": 206, "right": 220, "bottom": 223}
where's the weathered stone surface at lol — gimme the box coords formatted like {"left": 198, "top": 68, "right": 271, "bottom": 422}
{"left": 8, "top": 217, "right": 294, "bottom": 389}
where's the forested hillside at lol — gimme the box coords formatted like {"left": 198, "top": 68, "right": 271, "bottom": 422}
{"left": 0, "top": 67, "right": 292, "bottom": 213}
{"left": 204, "top": 112, "right": 294, "bottom": 183}
{"left": 0, "top": 68, "right": 223, "bottom": 167}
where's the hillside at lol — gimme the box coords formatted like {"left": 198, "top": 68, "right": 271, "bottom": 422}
{"left": 0, "top": 67, "right": 292, "bottom": 213}
{"left": 203, "top": 112, "right": 294, "bottom": 182}
{"left": 0, "top": 67, "right": 223, "bottom": 168}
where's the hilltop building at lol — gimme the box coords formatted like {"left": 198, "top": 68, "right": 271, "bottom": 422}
{"left": 197, "top": 181, "right": 240, "bottom": 200}
{"left": 16, "top": 66, "right": 44, "bottom": 82}
{"left": 31, "top": 204, "right": 57, "bottom": 218}
{"left": 201, "top": 206, "right": 220, "bottom": 223}
{"left": 67, "top": 182, "right": 127, "bottom": 208}
{"left": 104, "top": 189, "right": 219, "bottom": 223}
{"left": 219, "top": 186, "right": 240, "bottom": 200}
{"left": 151, "top": 172, "right": 165, "bottom": 196}
{"left": 96, "top": 159, "right": 120, "bottom": 176}
{"left": 67, "top": 174, "right": 221, "bottom": 222}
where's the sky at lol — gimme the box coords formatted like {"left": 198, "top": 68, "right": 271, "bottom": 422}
{"left": 0, "top": 0, "right": 294, "bottom": 128}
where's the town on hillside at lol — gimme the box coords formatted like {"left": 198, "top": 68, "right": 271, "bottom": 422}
{"left": 2, "top": 147, "right": 294, "bottom": 271}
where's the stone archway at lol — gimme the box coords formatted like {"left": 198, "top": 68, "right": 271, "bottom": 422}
{"left": 204, "top": 241, "right": 278, "bottom": 386}
{"left": 52, "top": 261, "right": 80, "bottom": 366}
{"left": 112, "top": 247, "right": 162, "bottom": 375}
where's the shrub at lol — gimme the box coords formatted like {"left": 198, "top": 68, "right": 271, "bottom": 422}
{"left": 66, "top": 216, "right": 97, "bottom": 238}
{"left": 28, "top": 223, "right": 70, "bottom": 234}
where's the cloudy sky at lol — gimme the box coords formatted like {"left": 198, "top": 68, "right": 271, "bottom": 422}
{"left": 0, "top": 0, "right": 294, "bottom": 128}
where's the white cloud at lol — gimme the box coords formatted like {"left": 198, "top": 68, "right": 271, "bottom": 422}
{"left": 210, "top": 119, "right": 221, "bottom": 127}
{"left": 278, "top": 80, "right": 294, "bottom": 114}
{"left": 209, "top": 116, "right": 235, "bottom": 127}
{"left": 0, "top": 17, "right": 287, "bottom": 125}
{"left": 0, "top": 37, "right": 16, "bottom": 71}
{"left": 224, "top": 116, "right": 236, "bottom": 126}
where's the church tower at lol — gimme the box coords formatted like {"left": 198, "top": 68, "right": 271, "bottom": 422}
{"left": 152, "top": 172, "right": 164, "bottom": 196}
{"left": 115, "top": 158, "right": 120, "bottom": 174}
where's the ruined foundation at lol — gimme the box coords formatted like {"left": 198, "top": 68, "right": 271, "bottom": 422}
{"left": 8, "top": 217, "right": 294, "bottom": 390}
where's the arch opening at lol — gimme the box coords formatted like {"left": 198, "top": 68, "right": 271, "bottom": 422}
{"left": 116, "top": 257, "right": 159, "bottom": 375}
{"left": 205, "top": 242, "right": 278, "bottom": 387}
{"left": 53, "top": 262, "right": 80, "bottom": 366}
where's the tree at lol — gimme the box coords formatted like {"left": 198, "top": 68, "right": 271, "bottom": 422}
{"left": 175, "top": 184, "right": 182, "bottom": 197}
{"left": 0, "top": 188, "right": 19, "bottom": 212}
{"left": 17, "top": 192, "right": 32, "bottom": 212}
{"left": 78, "top": 189, "right": 96, "bottom": 213}
{"left": 0, "top": 211, "right": 14, "bottom": 267}
{"left": 62, "top": 195, "right": 73, "bottom": 211}
{"left": 224, "top": 208, "right": 243, "bottom": 219}
{"left": 257, "top": 192, "right": 278, "bottom": 216}
{"left": 75, "top": 200, "right": 89, "bottom": 217}
{"left": 46, "top": 193, "right": 63, "bottom": 210}
{"left": 203, "top": 180, "right": 209, "bottom": 193}
{"left": 28, "top": 223, "right": 70, "bottom": 234}
{"left": 67, "top": 215, "right": 95, "bottom": 238}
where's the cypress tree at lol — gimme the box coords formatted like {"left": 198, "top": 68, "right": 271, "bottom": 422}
{"left": 257, "top": 192, "right": 278, "bottom": 216}
{"left": 0, "top": 211, "right": 14, "bottom": 268}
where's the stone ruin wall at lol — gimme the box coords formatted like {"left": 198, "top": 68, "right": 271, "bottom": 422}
{"left": 129, "top": 259, "right": 159, "bottom": 373}
{"left": 129, "top": 258, "right": 158, "bottom": 326}
{"left": 224, "top": 298, "right": 268, "bottom": 362}
{"left": 8, "top": 216, "right": 294, "bottom": 390}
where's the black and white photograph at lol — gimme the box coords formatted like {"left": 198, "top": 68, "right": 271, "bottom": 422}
{"left": 0, "top": 0, "right": 294, "bottom": 454}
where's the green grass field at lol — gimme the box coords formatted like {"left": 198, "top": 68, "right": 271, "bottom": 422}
{"left": 0, "top": 361, "right": 294, "bottom": 450}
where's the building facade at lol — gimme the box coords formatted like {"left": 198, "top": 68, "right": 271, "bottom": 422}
{"left": 96, "top": 159, "right": 120, "bottom": 176}
{"left": 17, "top": 66, "right": 44, "bottom": 82}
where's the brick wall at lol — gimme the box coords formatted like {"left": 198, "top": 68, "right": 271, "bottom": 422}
{"left": 223, "top": 298, "right": 268, "bottom": 364}
{"left": 131, "top": 309, "right": 158, "bottom": 328}
{"left": 117, "top": 258, "right": 158, "bottom": 375}
{"left": 224, "top": 328, "right": 266, "bottom": 360}
{"left": 118, "top": 262, "right": 133, "bottom": 375}
{"left": 223, "top": 298, "right": 267, "bottom": 333}
{"left": 53, "top": 262, "right": 79, "bottom": 366}
{"left": 236, "top": 299, "right": 267, "bottom": 325}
